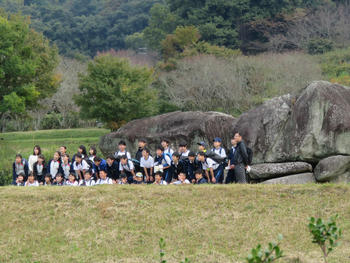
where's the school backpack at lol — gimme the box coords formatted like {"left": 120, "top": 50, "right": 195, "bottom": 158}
{"left": 84, "top": 158, "right": 94, "bottom": 173}
{"left": 205, "top": 151, "right": 227, "bottom": 165}
{"left": 246, "top": 147, "right": 253, "bottom": 165}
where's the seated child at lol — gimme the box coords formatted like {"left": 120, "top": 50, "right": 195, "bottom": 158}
{"left": 118, "top": 173, "right": 128, "bottom": 185}
{"left": 16, "top": 173, "right": 25, "bottom": 186}
{"left": 133, "top": 172, "right": 145, "bottom": 184}
{"left": 44, "top": 174, "right": 52, "bottom": 186}
{"left": 153, "top": 171, "right": 167, "bottom": 185}
{"left": 25, "top": 173, "right": 39, "bottom": 187}
{"left": 53, "top": 173, "right": 65, "bottom": 186}
{"left": 65, "top": 173, "right": 79, "bottom": 186}
{"left": 96, "top": 170, "right": 113, "bottom": 185}
{"left": 171, "top": 172, "right": 191, "bottom": 185}
{"left": 79, "top": 171, "right": 96, "bottom": 186}
{"left": 195, "top": 170, "right": 208, "bottom": 184}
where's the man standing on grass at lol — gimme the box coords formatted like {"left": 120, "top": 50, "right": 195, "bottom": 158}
{"left": 232, "top": 132, "right": 249, "bottom": 184}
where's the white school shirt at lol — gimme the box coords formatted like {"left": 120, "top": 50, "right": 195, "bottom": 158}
{"left": 28, "top": 155, "right": 38, "bottom": 172}
{"left": 114, "top": 150, "right": 131, "bottom": 160}
{"left": 26, "top": 181, "right": 39, "bottom": 187}
{"left": 180, "top": 150, "right": 190, "bottom": 157}
{"left": 50, "top": 160, "right": 60, "bottom": 178}
{"left": 140, "top": 156, "right": 154, "bottom": 169}
{"left": 164, "top": 147, "right": 174, "bottom": 156}
{"left": 119, "top": 160, "right": 134, "bottom": 172}
{"left": 79, "top": 179, "right": 96, "bottom": 186}
{"left": 211, "top": 147, "right": 227, "bottom": 158}
{"left": 154, "top": 180, "right": 167, "bottom": 185}
{"left": 173, "top": 179, "right": 190, "bottom": 185}
{"left": 202, "top": 157, "right": 220, "bottom": 170}
{"left": 73, "top": 159, "right": 89, "bottom": 172}
{"left": 61, "top": 162, "right": 72, "bottom": 179}
{"left": 35, "top": 163, "right": 44, "bottom": 176}
{"left": 154, "top": 155, "right": 171, "bottom": 167}
{"left": 65, "top": 181, "right": 79, "bottom": 186}
{"left": 96, "top": 178, "right": 113, "bottom": 185}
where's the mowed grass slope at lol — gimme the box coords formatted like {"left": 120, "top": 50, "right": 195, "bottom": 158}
{"left": 0, "top": 185, "right": 349, "bottom": 263}
{"left": 0, "top": 128, "right": 109, "bottom": 173}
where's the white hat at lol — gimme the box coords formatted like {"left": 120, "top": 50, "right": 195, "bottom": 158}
{"left": 136, "top": 172, "right": 143, "bottom": 178}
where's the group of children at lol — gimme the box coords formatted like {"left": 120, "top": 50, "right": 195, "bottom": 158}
{"left": 12, "top": 132, "right": 251, "bottom": 187}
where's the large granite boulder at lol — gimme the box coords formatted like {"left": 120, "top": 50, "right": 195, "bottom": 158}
{"left": 234, "top": 94, "right": 295, "bottom": 163}
{"left": 249, "top": 162, "right": 313, "bottom": 180}
{"left": 262, "top": 173, "right": 315, "bottom": 184}
{"left": 99, "top": 111, "right": 237, "bottom": 156}
{"left": 314, "top": 155, "right": 350, "bottom": 183}
{"left": 238, "top": 81, "right": 350, "bottom": 163}
{"left": 283, "top": 81, "right": 350, "bottom": 163}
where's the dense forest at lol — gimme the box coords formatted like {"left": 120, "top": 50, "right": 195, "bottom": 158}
{"left": 0, "top": 0, "right": 346, "bottom": 57}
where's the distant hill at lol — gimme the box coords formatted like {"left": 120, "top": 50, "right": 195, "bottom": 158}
{"left": 0, "top": 0, "right": 160, "bottom": 57}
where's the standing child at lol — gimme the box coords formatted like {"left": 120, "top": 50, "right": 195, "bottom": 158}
{"left": 88, "top": 146, "right": 97, "bottom": 162}
{"left": 28, "top": 145, "right": 41, "bottom": 173}
{"left": 47, "top": 151, "right": 62, "bottom": 180}
{"left": 196, "top": 152, "right": 220, "bottom": 184}
{"left": 154, "top": 146, "right": 171, "bottom": 183}
{"left": 140, "top": 148, "right": 154, "bottom": 183}
{"left": 79, "top": 171, "right": 96, "bottom": 186}
{"left": 12, "top": 154, "right": 29, "bottom": 185}
{"left": 178, "top": 142, "right": 190, "bottom": 158}
{"left": 135, "top": 139, "right": 147, "bottom": 163}
{"left": 119, "top": 155, "right": 136, "bottom": 184}
{"left": 33, "top": 154, "right": 47, "bottom": 184}
{"left": 161, "top": 139, "right": 174, "bottom": 156}
{"left": 61, "top": 154, "right": 73, "bottom": 180}
{"left": 96, "top": 170, "right": 113, "bottom": 185}
{"left": 114, "top": 140, "right": 131, "bottom": 160}
{"left": 184, "top": 151, "right": 200, "bottom": 183}
{"left": 170, "top": 152, "right": 186, "bottom": 183}
{"left": 226, "top": 137, "right": 237, "bottom": 184}
{"left": 59, "top": 145, "right": 68, "bottom": 162}
{"left": 65, "top": 173, "right": 79, "bottom": 186}
{"left": 72, "top": 145, "right": 88, "bottom": 163}
{"left": 25, "top": 173, "right": 39, "bottom": 187}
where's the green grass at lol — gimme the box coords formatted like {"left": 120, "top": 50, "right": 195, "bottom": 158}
{"left": 0, "top": 184, "right": 349, "bottom": 262}
{"left": 0, "top": 128, "right": 109, "bottom": 176}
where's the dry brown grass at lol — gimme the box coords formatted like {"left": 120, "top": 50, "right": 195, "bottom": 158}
{"left": 0, "top": 184, "right": 349, "bottom": 262}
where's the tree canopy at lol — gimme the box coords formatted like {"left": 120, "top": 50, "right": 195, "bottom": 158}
{"left": 75, "top": 54, "right": 157, "bottom": 129}
{"left": 0, "top": 11, "right": 59, "bottom": 119}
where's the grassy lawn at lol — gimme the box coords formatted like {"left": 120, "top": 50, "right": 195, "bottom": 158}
{"left": 0, "top": 184, "right": 348, "bottom": 263}
{"left": 0, "top": 128, "right": 110, "bottom": 175}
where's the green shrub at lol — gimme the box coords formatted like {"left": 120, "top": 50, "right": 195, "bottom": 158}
{"left": 246, "top": 235, "right": 284, "bottom": 263}
{"left": 0, "top": 170, "right": 12, "bottom": 186}
{"left": 40, "top": 113, "right": 63, "bottom": 130}
{"left": 308, "top": 215, "right": 342, "bottom": 263}
{"left": 307, "top": 38, "right": 334, "bottom": 55}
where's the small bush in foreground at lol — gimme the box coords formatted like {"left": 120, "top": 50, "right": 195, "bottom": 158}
{"left": 246, "top": 234, "right": 283, "bottom": 263}
{"left": 308, "top": 215, "right": 342, "bottom": 263}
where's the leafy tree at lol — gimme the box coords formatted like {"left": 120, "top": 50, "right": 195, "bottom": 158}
{"left": 143, "top": 3, "right": 179, "bottom": 50}
{"left": 0, "top": 11, "right": 59, "bottom": 121}
{"left": 75, "top": 54, "right": 158, "bottom": 129}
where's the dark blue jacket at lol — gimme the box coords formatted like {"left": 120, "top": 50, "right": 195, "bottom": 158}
{"left": 12, "top": 159, "right": 29, "bottom": 185}
{"left": 93, "top": 159, "right": 107, "bottom": 174}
